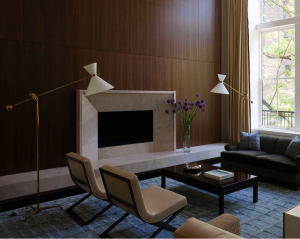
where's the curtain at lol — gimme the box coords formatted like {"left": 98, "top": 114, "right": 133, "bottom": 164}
{"left": 228, "top": 0, "right": 250, "bottom": 143}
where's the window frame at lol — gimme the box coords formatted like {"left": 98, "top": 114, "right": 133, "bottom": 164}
{"left": 255, "top": 1, "right": 300, "bottom": 131}
{"left": 260, "top": 27, "right": 296, "bottom": 130}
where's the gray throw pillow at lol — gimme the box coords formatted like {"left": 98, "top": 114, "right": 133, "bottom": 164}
{"left": 239, "top": 131, "right": 260, "bottom": 151}
{"left": 285, "top": 136, "right": 300, "bottom": 160}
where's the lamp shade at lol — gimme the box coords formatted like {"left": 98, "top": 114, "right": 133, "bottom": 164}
{"left": 210, "top": 74, "right": 229, "bottom": 94}
{"left": 84, "top": 63, "right": 114, "bottom": 96}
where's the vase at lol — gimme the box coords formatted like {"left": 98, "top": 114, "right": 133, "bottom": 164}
{"left": 183, "top": 124, "right": 191, "bottom": 153}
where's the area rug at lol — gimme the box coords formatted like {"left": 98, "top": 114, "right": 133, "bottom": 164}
{"left": 0, "top": 175, "right": 298, "bottom": 238}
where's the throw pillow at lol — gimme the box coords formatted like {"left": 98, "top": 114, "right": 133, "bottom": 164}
{"left": 240, "top": 131, "right": 260, "bottom": 151}
{"left": 285, "top": 136, "right": 300, "bottom": 160}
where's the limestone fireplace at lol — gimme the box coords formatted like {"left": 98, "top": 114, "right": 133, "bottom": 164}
{"left": 76, "top": 90, "right": 176, "bottom": 162}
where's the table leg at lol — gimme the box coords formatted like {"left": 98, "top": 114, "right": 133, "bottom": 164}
{"left": 253, "top": 182, "right": 258, "bottom": 202}
{"left": 161, "top": 175, "right": 166, "bottom": 189}
{"left": 219, "top": 195, "right": 224, "bottom": 215}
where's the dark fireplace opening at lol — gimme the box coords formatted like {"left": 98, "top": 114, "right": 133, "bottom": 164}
{"left": 98, "top": 110, "right": 153, "bottom": 148}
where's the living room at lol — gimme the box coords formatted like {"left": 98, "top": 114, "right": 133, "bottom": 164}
{"left": 1, "top": 0, "right": 300, "bottom": 238}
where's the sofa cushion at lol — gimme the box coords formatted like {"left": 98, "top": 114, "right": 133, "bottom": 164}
{"left": 221, "top": 150, "right": 268, "bottom": 165}
{"left": 260, "top": 136, "right": 278, "bottom": 154}
{"left": 255, "top": 154, "right": 300, "bottom": 173}
{"left": 275, "top": 138, "right": 292, "bottom": 156}
{"left": 240, "top": 131, "right": 260, "bottom": 151}
{"left": 285, "top": 136, "right": 300, "bottom": 160}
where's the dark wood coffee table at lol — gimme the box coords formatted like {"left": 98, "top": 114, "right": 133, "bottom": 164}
{"left": 136, "top": 162, "right": 258, "bottom": 215}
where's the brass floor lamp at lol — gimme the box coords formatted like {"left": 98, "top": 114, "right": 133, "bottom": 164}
{"left": 210, "top": 74, "right": 253, "bottom": 103}
{"left": 6, "top": 63, "right": 114, "bottom": 221}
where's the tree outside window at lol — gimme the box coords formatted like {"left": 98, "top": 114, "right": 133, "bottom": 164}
{"left": 261, "top": 0, "right": 295, "bottom": 128}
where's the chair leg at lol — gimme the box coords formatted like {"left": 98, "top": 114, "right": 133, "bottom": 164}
{"left": 150, "top": 208, "right": 184, "bottom": 238}
{"left": 99, "top": 212, "right": 129, "bottom": 238}
{"left": 65, "top": 193, "right": 112, "bottom": 226}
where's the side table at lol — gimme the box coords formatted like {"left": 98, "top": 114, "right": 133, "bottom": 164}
{"left": 284, "top": 203, "right": 300, "bottom": 238}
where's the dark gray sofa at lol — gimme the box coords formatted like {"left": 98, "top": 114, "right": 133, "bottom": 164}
{"left": 221, "top": 135, "right": 300, "bottom": 190}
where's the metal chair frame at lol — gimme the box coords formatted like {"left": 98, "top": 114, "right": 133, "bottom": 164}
{"left": 65, "top": 155, "right": 112, "bottom": 226}
{"left": 99, "top": 168, "right": 186, "bottom": 238}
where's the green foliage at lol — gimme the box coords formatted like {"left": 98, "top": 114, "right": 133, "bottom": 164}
{"left": 262, "top": 0, "right": 295, "bottom": 127}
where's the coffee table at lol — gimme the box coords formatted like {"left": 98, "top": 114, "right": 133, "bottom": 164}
{"left": 136, "top": 162, "right": 258, "bottom": 215}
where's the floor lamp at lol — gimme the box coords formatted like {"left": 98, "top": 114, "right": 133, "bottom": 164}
{"left": 6, "top": 63, "right": 114, "bottom": 221}
{"left": 210, "top": 74, "right": 253, "bottom": 103}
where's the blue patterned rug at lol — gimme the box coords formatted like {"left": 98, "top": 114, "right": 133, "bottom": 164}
{"left": 0, "top": 173, "right": 298, "bottom": 238}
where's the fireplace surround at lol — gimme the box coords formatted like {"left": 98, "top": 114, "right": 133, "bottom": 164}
{"left": 76, "top": 90, "right": 176, "bottom": 162}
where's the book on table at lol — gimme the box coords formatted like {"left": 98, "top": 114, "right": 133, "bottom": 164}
{"left": 204, "top": 169, "right": 234, "bottom": 180}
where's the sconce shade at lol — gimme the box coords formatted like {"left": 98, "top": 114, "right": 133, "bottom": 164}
{"left": 210, "top": 74, "right": 229, "bottom": 95}
{"left": 84, "top": 63, "right": 114, "bottom": 96}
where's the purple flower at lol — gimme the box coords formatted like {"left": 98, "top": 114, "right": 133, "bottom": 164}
{"left": 198, "top": 104, "right": 203, "bottom": 109}
{"left": 172, "top": 109, "right": 176, "bottom": 113}
{"left": 202, "top": 103, "right": 206, "bottom": 107}
{"left": 195, "top": 100, "right": 201, "bottom": 106}
{"left": 196, "top": 93, "right": 200, "bottom": 97}
{"left": 171, "top": 102, "right": 175, "bottom": 105}
{"left": 178, "top": 101, "right": 182, "bottom": 105}
{"left": 171, "top": 99, "right": 176, "bottom": 103}
{"left": 183, "top": 106, "right": 189, "bottom": 111}
{"left": 167, "top": 99, "right": 171, "bottom": 104}
{"left": 184, "top": 102, "right": 188, "bottom": 106}
{"left": 165, "top": 109, "right": 170, "bottom": 114}
{"left": 185, "top": 98, "right": 188, "bottom": 101}
{"left": 201, "top": 108, "right": 206, "bottom": 112}
{"left": 174, "top": 103, "right": 178, "bottom": 107}
{"left": 200, "top": 99, "right": 205, "bottom": 104}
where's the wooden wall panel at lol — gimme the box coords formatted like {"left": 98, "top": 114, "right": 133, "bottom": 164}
{"left": 24, "top": 0, "right": 130, "bottom": 53}
{"left": 199, "top": 0, "right": 221, "bottom": 63}
{"left": 1, "top": 0, "right": 221, "bottom": 176}
{"left": 0, "top": 0, "right": 6, "bottom": 39}
{"left": 5, "top": 0, "right": 23, "bottom": 41}
{"left": 130, "top": 0, "right": 199, "bottom": 60}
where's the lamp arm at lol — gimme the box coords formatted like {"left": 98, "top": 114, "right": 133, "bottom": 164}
{"left": 6, "top": 73, "right": 101, "bottom": 110}
{"left": 222, "top": 81, "right": 253, "bottom": 104}
{"left": 222, "top": 82, "right": 244, "bottom": 97}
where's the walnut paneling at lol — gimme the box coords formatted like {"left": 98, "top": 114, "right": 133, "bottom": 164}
{"left": 199, "top": 0, "right": 221, "bottom": 63}
{"left": 5, "top": 0, "right": 23, "bottom": 41}
{"left": 0, "top": 0, "right": 6, "bottom": 39}
{"left": 170, "top": 59, "right": 221, "bottom": 147}
{"left": 1, "top": 0, "right": 221, "bottom": 176}
{"left": 130, "top": 0, "right": 199, "bottom": 61}
{"left": 24, "top": 0, "right": 130, "bottom": 53}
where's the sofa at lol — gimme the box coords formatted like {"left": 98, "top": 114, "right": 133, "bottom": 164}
{"left": 174, "top": 213, "right": 242, "bottom": 238}
{"left": 221, "top": 135, "right": 300, "bottom": 190}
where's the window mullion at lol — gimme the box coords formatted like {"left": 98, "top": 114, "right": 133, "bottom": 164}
{"left": 277, "top": 30, "right": 279, "bottom": 127}
{"left": 295, "top": 23, "right": 300, "bottom": 130}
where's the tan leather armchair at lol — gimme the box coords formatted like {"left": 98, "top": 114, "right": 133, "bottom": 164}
{"left": 65, "top": 152, "right": 112, "bottom": 226}
{"left": 174, "top": 214, "right": 243, "bottom": 238}
{"left": 99, "top": 165, "right": 187, "bottom": 238}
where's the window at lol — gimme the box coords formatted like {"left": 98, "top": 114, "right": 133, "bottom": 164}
{"left": 257, "top": 0, "right": 299, "bottom": 130}
{"left": 263, "top": 0, "right": 295, "bottom": 22}
{"left": 261, "top": 28, "right": 295, "bottom": 128}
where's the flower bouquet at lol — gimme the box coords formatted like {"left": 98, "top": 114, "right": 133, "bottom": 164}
{"left": 165, "top": 94, "right": 206, "bottom": 153}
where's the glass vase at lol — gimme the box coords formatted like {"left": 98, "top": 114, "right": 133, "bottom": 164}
{"left": 183, "top": 124, "right": 191, "bottom": 153}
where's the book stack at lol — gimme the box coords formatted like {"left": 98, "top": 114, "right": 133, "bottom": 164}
{"left": 204, "top": 169, "right": 234, "bottom": 181}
